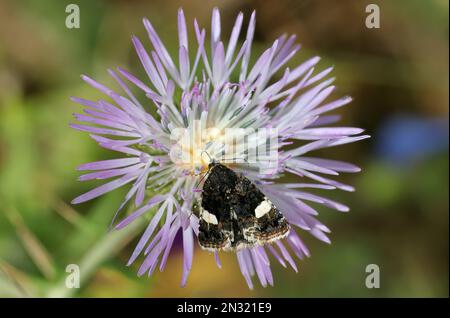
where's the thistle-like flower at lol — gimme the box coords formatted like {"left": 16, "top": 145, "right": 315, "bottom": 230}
{"left": 71, "top": 8, "right": 369, "bottom": 289}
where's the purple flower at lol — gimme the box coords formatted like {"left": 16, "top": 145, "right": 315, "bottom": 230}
{"left": 71, "top": 8, "right": 369, "bottom": 289}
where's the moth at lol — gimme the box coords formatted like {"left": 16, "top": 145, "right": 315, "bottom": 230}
{"left": 197, "top": 161, "right": 290, "bottom": 252}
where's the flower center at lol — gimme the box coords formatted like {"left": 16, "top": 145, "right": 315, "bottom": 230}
{"left": 169, "top": 125, "right": 227, "bottom": 174}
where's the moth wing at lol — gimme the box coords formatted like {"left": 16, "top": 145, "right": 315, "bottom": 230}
{"left": 232, "top": 175, "right": 290, "bottom": 246}
{"left": 199, "top": 164, "right": 238, "bottom": 251}
{"left": 199, "top": 163, "right": 290, "bottom": 251}
{"left": 241, "top": 201, "right": 290, "bottom": 244}
{"left": 198, "top": 208, "right": 233, "bottom": 252}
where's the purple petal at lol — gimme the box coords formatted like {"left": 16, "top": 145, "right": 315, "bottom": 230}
{"left": 304, "top": 66, "right": 334, "bottom": 88}
{"left": 299, "top": 127, "right": 365, "bottom": 138}
{"left": 309, "top": 96, "right": 353, "bottom": 117}
{"left": 70, "top": 124, "right": 140, "bottom": 138}
{"left": 287, "top": 231, "right": 310, "bottom": 258}
{"left": 310, "top": 227, "right": 331, "bottom": 244}
{"left": 225, "top": 12, "right": 243, "bottom": 64}
{"left": 307, "top": 115, "right": 342, "bottom": 127}
{"left": 300, "top": 157, "right": 361, "bottom": 173}
{"left": 74, "top": 113, "right": 134, "bottom": 132}
{"left": 77, "top": 158, "right": 141, "bottom": 171}
{"left": 138, "top": 240, "right": 163, "bottom": 276}
{"left": 212, "top": 42, "right": 225, "bottom": 85}
{"left": 72, "top": 172, "right": 139, "bottom": 204}
{"left": 132, "top": 36, "right": 165, "bottom": 94}
{"left": 275, "top": 241, "right": 298, "bottom": 272}
{"left": 214, "top": 251, "right": 222, "bottom": 269}
{"left": 240, "top": 10, "right": 256, "bottom": 81}
{"left": 108, "top": 69, "right": 144, "bottom": 110}
{"left": 71, "top": 97, "right": 99, "bottom": 109}
{"left": 179, "top": 46, "right": 190, "bottom": 87}
{"left": 267, "top": 245, "right": 287, "bottom": 268}
{"left": 78, "top": 163, "right": 144, "bottom": 181}
{"left": 286, "top": 56, "right": 320, "bottom": 84}
{"left": 250, "top": 248, "right": 268, "bottom": 287}
{"left": 159, "top": 218, "right": 180, "bottom": 271}
{"left": 298, "top": 169, "right": 355, "bottom": 193}
{"left": 143, "top": 18, "right": 180, "bottom": 82}
{"left": 81, "top": 75, "right": 114, "bottom": 96}
{"left": 127, "top": 201, "right": 167, "bottom": 265}
{"left": 117, "top": 67, "right": 154, "bottom": 94}
{"left": 236, "top": 250, "right": 254, "bottom": 290}
{"left": 288, "top": 158, "right": 339, "bottom": 175}
{"left": 116, "top": 195, "right": 166, "bottom": 230}
{"left": 211, "top": 7, "right": 221, "bottom": 54}
{"left": 181, "top": 226, "right": 194, "bottom": 287}
{"left": 177, "top": 8, "right": 188, "bottom": 49}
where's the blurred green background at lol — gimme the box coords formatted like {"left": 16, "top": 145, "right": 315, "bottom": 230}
{"left": 0, "top": 0, "right": 448, "bottom": 298}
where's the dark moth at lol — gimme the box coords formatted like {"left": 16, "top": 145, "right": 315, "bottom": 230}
{"left": 198, "top": 162, "right": 290, "bottom": 251}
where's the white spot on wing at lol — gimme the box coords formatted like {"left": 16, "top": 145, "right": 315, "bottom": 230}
{"left": 201, "top": 209, "right": 218, "bottom": 225}
{"left": 255, "top": 198, "right": 272, "bottom": 218}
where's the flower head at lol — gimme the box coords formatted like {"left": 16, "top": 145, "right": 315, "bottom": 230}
{"left": 71, "top": 8, "right": 369, "bottom": 288}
